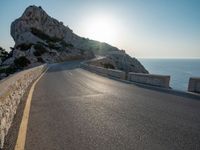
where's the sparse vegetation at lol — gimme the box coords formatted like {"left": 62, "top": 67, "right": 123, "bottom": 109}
{"left": 14, "top": 56, "right": 30, "bottom": 68}
{"left": 48, "top": 42, "right": 60, "bottom": 50}
{"left": 37, "top": 57, "right": 45, "bottom": 63}
{"left": 31, "top": 27, "right": 62, "bottom": 42}
{"left": 49, "top": 51, "right": 57, "bottom": 56}
{"left": 33, "top": 43, "right": 47, "bottom": 56}
{"left": 60, "top": 41, "right": 73, "bottom": 48}
{"left": 0, "top": 46, "right": 9, "bottom": 61}
{"left": 131, "top": 64, "right": 135, "bottom": 67}
{"left": 80, "top": 49, "right": 85, "bottom": 55}
{"left": 0, "top": 66, "right": 17, "bottom": 75}
{"left": 16, "top": 43, "right": 33, "bottom": 51}
{"left": 103, "top": 63, "right": 115, "bottom": 69}
{"left": 30, "top": 28, "right": 74, "bottom": 51}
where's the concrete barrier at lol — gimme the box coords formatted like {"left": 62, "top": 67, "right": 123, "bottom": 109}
{"left": 81, "top": 63, "right": 107, "bottom": 75}
{"left": 188, "top": 77, "right": 200, "bottom": 93}
{"left": 128, "top": 73, "right": 170, "bottom": 88}
{"left": 81, "top": 62, "right": 170, "bottom": 88}
{"left": 107, "top": 69, "right": 126, "bottom": 79}
{"left": 0, "top": 64, "right": 47, "bottom": 148}
{"left": 81, "top": 63, "right": 125, "bottom": 80}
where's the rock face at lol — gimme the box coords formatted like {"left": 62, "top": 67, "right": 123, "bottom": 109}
{"left": 3, "top": 5, "right": 148, "bottom": 73}
{"left": 11, "top": 6, "right": 119, "bottom": 55}
{"left": 88, "top": 51, "right": 148, "bottom": 73}
{"left": 5, "top": 5, "right": 94, "bottom": 67}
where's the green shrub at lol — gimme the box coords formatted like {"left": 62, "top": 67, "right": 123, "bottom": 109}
{"left": 60, "top": 41, "right": 73, "bottom": 48}
{"left": 31, "top": 28, "right": 62, "bottom": 42}
{"left": 80, "top": 49, "right": 85, "bottom": 55}
{"left": 34, "top": 43, "right": 46, "bottom": 51}
{"left": 48, "top": 42, "right": 60, "bottom": 50}
{"left": 0, "top": 46, "right": 9, "bottom": 61}
{"left": 51, "top": 36, "right": 62, "bottom": 43}
{"left": 14, "top": 56, "right": 30, "bottom": 68}
{"left": 5, "top": 47, "right": 15, "bottom": 60}
{"left": 33, "top": 44, "right": 47, "bottom": 56}
{"left": 33, "top": 51, "right": 40, "bottom": 56}
{"left": 0, "top": 48, "right": 8, "bottom": 56}
{"left": 16, "top": 43, "right": 33, "bottom": 51}
{"left": 0, "top": 66, "right": 17, "bottom": 74}
{"left": 103, "top": 63, "right": 115, "bottom": 69}
{"left": 37, "top": 57, "right": 45, "bottom": 63}
{"left": 31, "top": 28, "right": 51, "bottom": 41}
{"left": 37, "top": 41, "right": 48, "bottom": 46}
{"left": 49, "top": 51, "right": 57, "bottom": 56}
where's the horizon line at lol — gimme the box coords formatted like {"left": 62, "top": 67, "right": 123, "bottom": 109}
{"left": 136, "top": 57, "right": 200, "bottom": 59}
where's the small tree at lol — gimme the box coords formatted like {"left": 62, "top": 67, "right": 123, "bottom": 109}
{"left": 14, "top": 56, "right": 30, "bottom": 68}
{"left": 103, "top": 63, "right": 115, "bottom": 69}
{"left": 0, "top": 46, "right": 9, "bottom": 61}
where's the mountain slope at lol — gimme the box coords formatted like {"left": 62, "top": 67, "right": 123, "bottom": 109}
{"left": 2, "top": 5, "right": 148, "bottom": 74}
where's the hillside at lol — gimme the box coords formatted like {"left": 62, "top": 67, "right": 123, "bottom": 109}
{"left": 1, "top": 5, "right": 148, "bottom": 78}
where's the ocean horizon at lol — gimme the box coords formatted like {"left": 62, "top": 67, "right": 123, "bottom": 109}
{"left": 139, "top": 58, "right": 200, "bottom": 91}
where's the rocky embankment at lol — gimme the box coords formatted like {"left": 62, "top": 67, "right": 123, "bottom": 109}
{"left": 0, "top": 5, "right": 148, "bottom": 79}
{"left": 88, "top": 51, "right": 148, "bottom": 73}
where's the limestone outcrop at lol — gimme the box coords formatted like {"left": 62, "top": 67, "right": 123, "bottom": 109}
{"left": 4, "top": 6, "right": 94, "bottom": 68}
{"left": 88, "top": 51, "right": 148, "bottom": 73}
{"left": 2, "top": 5, "right": 148, "bottom": 75}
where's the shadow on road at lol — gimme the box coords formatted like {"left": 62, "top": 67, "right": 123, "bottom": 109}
{"left": 47, "top": 60, "right": 82, "bottom": 73}
{"left": 46, "top": 60, "right": 200, "bottom": 101}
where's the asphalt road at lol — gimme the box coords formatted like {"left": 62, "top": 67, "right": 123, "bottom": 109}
{"left": 24, "top": 61, "right": 200, "bottom": 150}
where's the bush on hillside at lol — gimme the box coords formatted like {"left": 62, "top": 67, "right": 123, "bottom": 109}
{"left": 16, "top": 43, "right": 33, "bottom": 51}
{"left": 0, "top": 46, "right": 9, "bottom": 61}
{"left": 33, "top": 44, "right": 47, "bottom": 56}
{"left": 0, "top": 66, "right": 17, "bottom": 75}
{"left": 103, "top": 63, "right": 115, "bottom": 69}
{"left": 31, "top": 27, "right": 62, "bottom": 42}
{"left": 60, "top": 41, "right": 73, "bottom": 48}
{"left": 37, "top": 57, "right": 45, "bottom": 63}
{"left": 48, "top": 42, "right": 60, "bottom": 50}
{"left": 14, "top": 56, "right": 30, "bottom": 68}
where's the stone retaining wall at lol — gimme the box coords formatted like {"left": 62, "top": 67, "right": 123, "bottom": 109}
{"left": 0, "top": 64, "right": 47, "bottom": 148}
{"left": 128, "top": 73, "right": 170, "bottom": 88}
{"left": 188, "top": 77, "right": 200, "bottom": 93}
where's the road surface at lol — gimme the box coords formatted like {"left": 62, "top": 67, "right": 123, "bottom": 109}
{"left": 24, "top": 61, "right": 200, "bottom": 150}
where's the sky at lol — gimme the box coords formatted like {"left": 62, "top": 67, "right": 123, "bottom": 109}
{"left": 0, "top": 0, "right": 199, "bottom": 58}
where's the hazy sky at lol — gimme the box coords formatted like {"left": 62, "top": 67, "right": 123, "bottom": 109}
{"left": 0, "top": 0, "right": 199, "bottom": 58}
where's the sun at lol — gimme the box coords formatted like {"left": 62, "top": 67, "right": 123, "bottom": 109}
{"left": 84, "top": 15, "right": 118, "bottom": 44}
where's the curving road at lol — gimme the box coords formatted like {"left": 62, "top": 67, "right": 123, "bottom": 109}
{"left": 24, "top": 61, "right": 200, "bottom": 150}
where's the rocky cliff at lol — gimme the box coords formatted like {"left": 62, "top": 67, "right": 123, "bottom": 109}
{"left": 3, "top": 5, "right": 94, "bottom": 67}
{"left": 88, "top": 51, "right": 148, "bottom": 73}
{"left": 2, "top": 5, "right": 148, "bottom": 74}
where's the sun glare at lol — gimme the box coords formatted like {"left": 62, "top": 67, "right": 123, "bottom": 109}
{"left": 84, "top": 15, "right": 118, "bottom": 44}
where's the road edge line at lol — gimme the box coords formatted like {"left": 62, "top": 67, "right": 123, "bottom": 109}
{"left": 14, "top": 67, "right": 48, "bottom": 150}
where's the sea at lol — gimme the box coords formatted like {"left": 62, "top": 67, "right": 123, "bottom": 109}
{"left": 138, "top": 59, "right": 200, "bottom": 91}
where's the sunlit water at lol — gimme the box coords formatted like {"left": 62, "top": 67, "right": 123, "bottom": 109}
{"left": 138, "top": 59, "right": 200, "bottom": 91}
